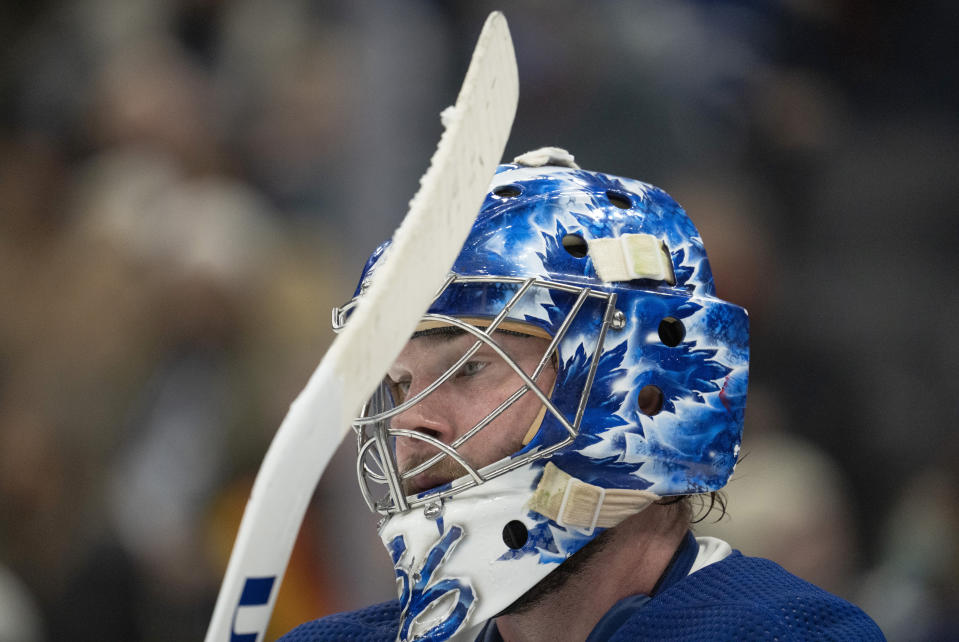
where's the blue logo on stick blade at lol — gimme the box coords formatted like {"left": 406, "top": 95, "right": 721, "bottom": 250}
{"left": 231, "top": 576, "right": 276, "bottom": 642}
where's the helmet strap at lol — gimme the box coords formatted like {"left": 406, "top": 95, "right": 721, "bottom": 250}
{"left": 529, "top": 462, "right": 660, "bottom": 535}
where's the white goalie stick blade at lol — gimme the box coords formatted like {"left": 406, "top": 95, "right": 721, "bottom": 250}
{"left": 204, "top": 11, "right": 518, "bottom": 642}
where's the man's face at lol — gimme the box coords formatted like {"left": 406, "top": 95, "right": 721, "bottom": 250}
{"left": 386, "top": 328, "right": 556, "bottom": 495}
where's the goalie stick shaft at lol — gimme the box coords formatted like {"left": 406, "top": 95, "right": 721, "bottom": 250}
{"left": 204, "top": 12, "right": 518, "bottom": 642}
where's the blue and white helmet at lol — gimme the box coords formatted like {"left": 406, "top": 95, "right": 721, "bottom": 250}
{"left": 335, "top": 148, "right": 749, "bottom": 641}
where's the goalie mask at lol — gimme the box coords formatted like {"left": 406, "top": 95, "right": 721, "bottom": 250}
{"left": 334, "top": 148, "right": 749, "bottom": 641}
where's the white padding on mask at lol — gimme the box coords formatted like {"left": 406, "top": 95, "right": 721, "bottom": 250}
{"left": 588, "top": 233, "right": 676, "bottom": 284}
{"left": 529, "top": 462, "right": 660, "bottom": 534}
{"left": 512, "top": 147, "right": 579, "bottom": 169}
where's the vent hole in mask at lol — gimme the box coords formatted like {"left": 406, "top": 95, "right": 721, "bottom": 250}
{"left": 502, "top": 520, "right": 529, "bottom": 549}
{"left": 658, "top": 317, "right": 685, "bottom": 347}
{"left": 562, "top": 233, "right": 589, "bottom": 258}
{"left": 493, "top": 184, "right": 522, "bottom": 198}
{"left": 638, "top": 385, "right": 664, "bottom": 416}
{"left": 606, "top": 190, "right": 632, "bottom": 209}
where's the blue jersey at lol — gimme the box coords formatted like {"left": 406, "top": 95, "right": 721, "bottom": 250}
{"left": 280, "top": 535, "right": 884, "bottom": 641}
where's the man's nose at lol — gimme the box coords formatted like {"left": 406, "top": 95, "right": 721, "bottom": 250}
{"left": 389, "top": 378, "right": 455, "bottom": 445}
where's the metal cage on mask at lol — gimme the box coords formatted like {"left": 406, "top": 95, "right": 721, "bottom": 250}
{"left": 333, "top": 273, "right": 621, "bottom": 515}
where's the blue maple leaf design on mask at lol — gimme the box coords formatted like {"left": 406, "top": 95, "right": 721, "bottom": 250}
{"left": 561, "top": 341, "right": 630, "bottom": 433}
{"left": 498, "top": 520, "right": 561, "bottom": 561}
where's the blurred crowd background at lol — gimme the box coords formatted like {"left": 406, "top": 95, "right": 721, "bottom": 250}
{"left": 1, "top": 1, "right": 957, "bottom": 640}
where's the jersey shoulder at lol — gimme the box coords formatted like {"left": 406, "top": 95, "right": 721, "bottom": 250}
{"left": 278, "top": 600, "right": 401, "bottom": 642}
{"left": 612, "top": 552, "right": 886, "bottom": 641}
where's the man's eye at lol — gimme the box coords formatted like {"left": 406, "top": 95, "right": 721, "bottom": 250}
{"left": 388, "top": 378, "right": 410, "bottom": 401}
{"left": 457, "top": 361, "right": 488, "bottom": 378}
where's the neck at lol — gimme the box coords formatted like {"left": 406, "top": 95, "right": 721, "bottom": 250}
{"left": 494, "top": 503, "right": 689, "bottom": 642}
